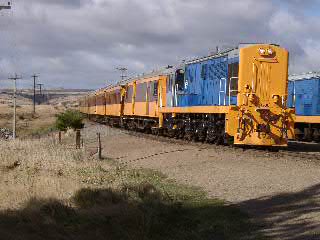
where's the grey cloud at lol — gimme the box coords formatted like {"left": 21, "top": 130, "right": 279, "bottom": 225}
{"left": 0, "top": 0, "right": 319, "bottom": 89}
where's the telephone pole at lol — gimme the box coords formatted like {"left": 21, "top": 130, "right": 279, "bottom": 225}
{"left": 37, "top": 83, "right": 44, "bottom": 95}
{"left": 0, "top": 2, "right": 11, "bottom": 10}
{"left": 32, "top": 74, "right": 39, "bottom": 113}
{"left": 8, "top": 74, "right": 22, "bottom": 140}
{"left": 37, "top": 83, "right": 44, "bottom": 105}
{"left": 116, "top": 67, "right": 128, "bottom": 81}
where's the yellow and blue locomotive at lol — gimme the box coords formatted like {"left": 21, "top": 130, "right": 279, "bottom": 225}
{"left": 80, "top": 44, "right": 295, "bottom": 147}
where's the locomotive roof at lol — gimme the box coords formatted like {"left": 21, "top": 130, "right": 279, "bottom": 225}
{"left": 289, "top": 72, "right": 320, "bottom": 81}
{"left": 184, "top": 43, "right": 279, "bottom": 65}
{"left": 185, "top": 48, "right": 237, "bottom": 65}
{"left": 99, "top": 43, "right": 280, "bottom": 91}
{"left": 117, "top": 65, "right": 178, "bottom": 86}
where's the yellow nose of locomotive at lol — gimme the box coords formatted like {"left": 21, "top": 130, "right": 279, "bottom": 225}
{"left": 231, "top": 44, "right": 294, "bottom": 146}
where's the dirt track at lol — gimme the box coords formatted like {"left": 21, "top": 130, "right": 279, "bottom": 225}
{"left": 85, "top": 123, "right": 320, "bottom": 240}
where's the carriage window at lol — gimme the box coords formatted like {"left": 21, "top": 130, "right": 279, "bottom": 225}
{"left": 153, "top": 81, "right": 158, "bottom": 96}
{"left": 126, "top": 86, "right": 133, "bottom": 103}
{"left": 167, "top": 74, "right": 173, "bottom": 92}
{"left": 136, "top": 83, "right": 147, "bottom": 102}
{"left": 176, "top": 69, "right": 185, "bottom": 91}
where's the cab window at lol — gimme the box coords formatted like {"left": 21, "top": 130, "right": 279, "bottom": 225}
{"left": 176, "top": 69, "right": 185, "bottom": 91}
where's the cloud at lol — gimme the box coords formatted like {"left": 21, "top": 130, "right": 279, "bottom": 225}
{"left": 0, "top": 0, "right": 319, "bottom": 89}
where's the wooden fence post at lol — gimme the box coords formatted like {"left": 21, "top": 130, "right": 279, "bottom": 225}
{"left": 58, "top": 131, "right": 62, "bottom": 144}
{"left": 76, "top": 130, "right": 81, "bottom": 149}
{"left": 97, "top": 132, "right": 102, "bottom": 160}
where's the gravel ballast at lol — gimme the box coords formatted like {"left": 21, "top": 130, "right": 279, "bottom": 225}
{"left": 86, "top": 123, "right": 320, "bottom": 240}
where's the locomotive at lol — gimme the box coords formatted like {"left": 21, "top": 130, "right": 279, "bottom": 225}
{"left": 80, "top": 44, "right": 295, "bottom": 147}
{"left": 288, "top": 72, "right": 320, "bottom": 141}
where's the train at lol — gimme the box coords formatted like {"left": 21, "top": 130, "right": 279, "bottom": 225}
{"left": 288, "top": 72, "right": 320, "bottom": 141}
{"left": 80, "top": 43, "right": 295, "bottom": 147}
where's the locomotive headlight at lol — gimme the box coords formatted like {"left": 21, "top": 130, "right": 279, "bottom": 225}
{"left": 259, "top": 48, "right": 266, "bottom": 55}
{"left": 267, "top": 49, "right": 273, "bottom": 55}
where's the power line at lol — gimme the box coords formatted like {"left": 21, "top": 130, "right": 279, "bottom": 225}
{"left": 8, "top": 74, "right": 22, "bottom": 140}
{"left": 37, "top": 83, "right": 44, "bottom": 95}
{"left": 116, "top": 67, "right": 128, "bottom": 81}
{"left": 36, "top": 83, "right": 44, "bottom": 105}
{"left": 0, "top": 2, "right": 11, "bottom": 10}
{"left": 31, "top": 74, "right": 39, "bottom": 113}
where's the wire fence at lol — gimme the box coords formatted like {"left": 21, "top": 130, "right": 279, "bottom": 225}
{"left": 21, "top": 125, "right": 128, "bottom": 160}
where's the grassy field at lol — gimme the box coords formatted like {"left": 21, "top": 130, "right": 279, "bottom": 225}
{"left": 0, "top": 100, "right": 263, "bottom": 239}
{"left": 0, "top": 132, "right": 264, "bottom": 239}
{"left": 0, "top": 92, "right": 79, "bottom": 137}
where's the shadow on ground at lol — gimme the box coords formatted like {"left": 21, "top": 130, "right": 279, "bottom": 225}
{"left": 0, "top": 183, "right": 258, "bottom": 240}
{"left": 287, "top": 141, "right": 320, "bottom": 153}
{"left": 238, "top": 184, "right": 320, "bottom": 240}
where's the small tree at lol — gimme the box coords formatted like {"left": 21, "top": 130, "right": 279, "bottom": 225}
{"left": 55, "top": 110, "right": 84, "bottom": 131}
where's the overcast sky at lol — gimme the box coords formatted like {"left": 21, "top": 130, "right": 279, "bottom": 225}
{"left": 0, "top": 0, "right": 319, "bottom": 89}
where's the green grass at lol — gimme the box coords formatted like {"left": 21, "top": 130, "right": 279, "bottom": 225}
{"left": 0, "top": 159, "right": 264, "bottom": 240}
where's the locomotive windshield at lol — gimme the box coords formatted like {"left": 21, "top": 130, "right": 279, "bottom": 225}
{"left": 228, "top": 62, "right": 239, "bottom": 96}
{"left": 176, "top": 69, "right": 185, "bottom": 91}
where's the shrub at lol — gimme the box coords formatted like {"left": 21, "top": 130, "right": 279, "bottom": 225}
{"left": 55, "top": 110, "right": 84, "bottom": 131}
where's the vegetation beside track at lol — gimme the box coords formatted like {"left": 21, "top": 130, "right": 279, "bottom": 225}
{"left": 0, "top": 132, "right": 263, "bottom": 240}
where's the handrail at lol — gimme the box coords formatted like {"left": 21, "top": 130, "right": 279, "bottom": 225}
{"left": 219, "top": 78, "right": 227, "bottom": 105}
{"left": 293, "top": 81, "right": 296, "bottom": 108}
{"left": 229, "top": 77, "right": 238, "bottom": 105}
{"left": 174, "top": 84, "right": 178, "bottom": 107}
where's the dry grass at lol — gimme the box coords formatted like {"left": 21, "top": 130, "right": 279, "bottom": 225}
{"left": 0, "top": 91, "right": 262, "bottom": 239}
{"left": 0, "top": 92, "right": 81, "bottom": 137}
{"left": 0, "top": 137, "right": 95, "bottom": 209}
{"left": 0, "top": 131, "right": 262, "bottom": 239}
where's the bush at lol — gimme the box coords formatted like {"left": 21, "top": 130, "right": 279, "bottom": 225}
{"left": 55, "top": 110, "right": 84, "bottom": 131}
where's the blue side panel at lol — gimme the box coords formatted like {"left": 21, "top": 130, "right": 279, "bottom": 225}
{"left": 287, "top": 81, "right": 294, "bottom": 108}
{"left": 294, "top": 78, "right": 320, "bottom": 116}
{"left": 178, "top": 55, "right": 229, "bottom": 107}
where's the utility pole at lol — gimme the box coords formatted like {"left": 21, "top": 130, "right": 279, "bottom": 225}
{"left": 37, "top": 83, "right": 44, "bottom": 105}
{"left": 37, "top": 83, "right": 43, "bottom": 95}
{"left": 8, "top": 74, "right": 22, "bottom": 140}
{"left": 0, "top": 2, "right": 11, "bottom": 10}
{"left": 116, "top": 67, "right": 128, "bottom": 81}
{"left": 32, "top": 74, "right": 38, "bottom": 114}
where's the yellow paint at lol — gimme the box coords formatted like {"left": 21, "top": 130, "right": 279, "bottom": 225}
{"left": 146, "top": 83, "right": 149, "bottom": 115}
{"left": 95, "top": 92, "right": 106, "bottom": 116}
{"left": 96, "top": 105, "right": 106, "bottom": 115}
{"left": 123, "top": 103, "right": 133, "bottom": 116}
{"left": 88, "top": 106, "right": 96, "bottom": 115}
{"left": 160, "top": 76, "right": 167, "bottom": 107}
{"left": 295, "top": 116, "right": 320, "bottom": 124}
{"left": 229, "top": 44, "right": 293, "bottom": 146}
{"left": 159, "top": 113, "right": 164, "bottom": 128}
{"left": 133, "top": 102, "right": 158, "bottom": 117}
{"left": 105, "top": 104, "right": 122, "bottom": 116}
{"left": 132, "top": 81, "right": 136, "bottom": 115}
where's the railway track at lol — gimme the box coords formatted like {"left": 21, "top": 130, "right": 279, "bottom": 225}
{"left": 90, "top": 121, "right": 320, "bottom": 163}
{"left": 126, "top": 130, "right": 320, "bottom": 163}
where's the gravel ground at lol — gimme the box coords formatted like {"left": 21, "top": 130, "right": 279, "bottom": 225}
{"left": 86, "top": 123, "right": 320, "bottom": 240}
